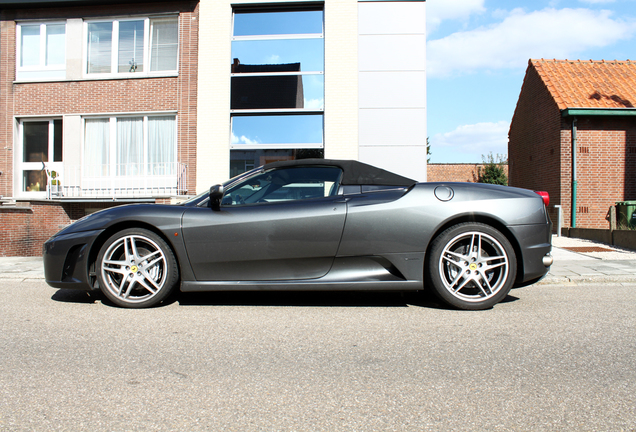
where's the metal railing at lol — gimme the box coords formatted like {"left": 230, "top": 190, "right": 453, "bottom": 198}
{"left": 45, "top": 163, "right": 188, "bottom": 199}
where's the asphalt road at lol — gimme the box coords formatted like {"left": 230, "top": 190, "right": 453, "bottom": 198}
{"left": 1, "top": 281, "right": 636, "bottom": 431}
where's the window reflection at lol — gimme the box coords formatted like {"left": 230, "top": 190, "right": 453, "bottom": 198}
{"left": 233, "top": 10, "right": 323, "bottom": 36}
{"left": 232, "top": 115, "right": 323, "bottom": 147}
{"left": 230, "top": 149, "right": 324, "bottom": 178}
{"left": 118, "top": 20, "right": 144, "bottom": 73}
{"left": 231, "top": 39, "right": 324, "bottom": 71}
{"left": 230, "top": 7, "right": 324, "bottom": 176}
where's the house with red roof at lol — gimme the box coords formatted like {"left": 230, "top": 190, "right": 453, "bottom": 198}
{"left": 509, "top": 59, "right": 636, "bottom": 230}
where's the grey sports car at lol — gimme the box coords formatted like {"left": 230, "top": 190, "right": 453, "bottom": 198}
{"left": 43, "top": 159, "right": 553, "bottom": 310}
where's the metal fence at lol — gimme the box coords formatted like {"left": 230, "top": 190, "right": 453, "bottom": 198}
{"left": 45, "top": 163, "right": 188, "bottom": 199}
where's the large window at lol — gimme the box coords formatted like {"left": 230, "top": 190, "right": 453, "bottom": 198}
{"left": 84, "top": 115, "right": 176, "bottom": 177}
{"left": 230, "top": 7, "right": 324, "bottom": 174}
{"left": 85, "top": 16, "right": 178, "bottom": 76}
{"left": 16, "top": 22, "right": 66, "bottom": 81}
{"left": 18, "top": 119, "right": 63, "bottom": 193}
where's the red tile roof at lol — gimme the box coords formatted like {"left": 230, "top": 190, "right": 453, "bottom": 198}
{"left": 531, "top": 59, "right": 636, "bottom": 110}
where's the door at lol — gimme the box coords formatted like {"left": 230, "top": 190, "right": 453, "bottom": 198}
{"left": 18, "top": 119, "right": 63, "bottom": 197}
{"left": 182, "top": 166, "right": 346, "bottom": 281}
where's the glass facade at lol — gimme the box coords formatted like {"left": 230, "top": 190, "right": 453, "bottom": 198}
{"left": 230, "top": 7, "right": 324, "bottom": 175}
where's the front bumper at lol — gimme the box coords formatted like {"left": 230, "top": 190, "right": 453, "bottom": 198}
{"left": 43, "top": 229, "right": 103, "bottom": 290}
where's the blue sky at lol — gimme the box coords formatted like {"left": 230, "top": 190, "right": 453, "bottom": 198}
{"left": 427, "top": 0, "right": 636, "bottom": 163}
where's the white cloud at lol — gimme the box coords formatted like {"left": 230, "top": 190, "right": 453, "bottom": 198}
{"left": 427, "top": 0, "right": 485, "bottom": 34}
{"left": 432, "top": 121, "right": 510, "bottom": 157}
{"left": 303, "top": 98, "right": 324, "bottom": 110}
{"left": 427, "top": 8, "right": 636, "bottom": 77}
{"left": 231, "top": 133, "right": 260, "bottom": 145}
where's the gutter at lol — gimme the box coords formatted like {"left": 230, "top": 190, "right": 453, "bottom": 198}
{"left": 571, "top": 117, "right": 577, "bottom": 228}
{"left": 562, "top": 108, "right": 636, "bottom": 117}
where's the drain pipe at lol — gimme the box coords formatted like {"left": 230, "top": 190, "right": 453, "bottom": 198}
{"left": 571, "top": 117, "right": 578, "bottom": 228}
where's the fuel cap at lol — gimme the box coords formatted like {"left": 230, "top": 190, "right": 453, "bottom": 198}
{"left": 434, "top": 186, "right": 454, "bottom": 201}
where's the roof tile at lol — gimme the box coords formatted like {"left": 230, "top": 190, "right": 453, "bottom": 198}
{"left": 531, "top": 59, "right": 636, "bottom": 110}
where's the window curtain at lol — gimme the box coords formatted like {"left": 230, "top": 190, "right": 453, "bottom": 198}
{"left": 84, "top": 119, "right": 110, "bottom": 176}
{"left": 116, "top": 117, "right": 143, "bottom": 176}
{"left": 150, "top": 18, "right": 178, "bottom": 71}
{"left": 148, "top": 116, "right": 176, "bottom": 175}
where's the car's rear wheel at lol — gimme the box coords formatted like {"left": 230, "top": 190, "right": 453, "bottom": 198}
{"left": 96, "top": 228, "right": 179, "bottom": 308}
{"left": 426, "top": 223, "right": 516, "bottom": 310}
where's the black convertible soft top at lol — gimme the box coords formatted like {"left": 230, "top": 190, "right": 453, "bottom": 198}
{"left": 263, "top": 159, "right": 417, "bottom": 187}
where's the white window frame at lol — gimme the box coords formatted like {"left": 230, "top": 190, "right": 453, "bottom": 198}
{"left": 15, "top": 118, "right": 63, "bottom": 198}
{"left": 15, "top": 21, "right": 66, "bottom": 81}
{"left": 82, "top": 113, "right": 178, "bottom": 177}
{"left": 82, "top": 15, "right": 179, "bottom": 78}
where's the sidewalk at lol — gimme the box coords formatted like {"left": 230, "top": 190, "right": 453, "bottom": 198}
{"left": 540, "top": 235, "right": 636, "bottom": 284}
{"left": 1, "top": 235, "right": 635, "bottom": 283}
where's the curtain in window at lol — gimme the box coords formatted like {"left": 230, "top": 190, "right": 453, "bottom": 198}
{"left": 87, "top": 22, "right": 112, "bottom": 73}
{"left": 150, "top": 18, "right": 178, "bottom": 72}
{"left": 116, "top": 117, "right": 143, "bottom": 176}
{"left": 84, "top": 119, "right": 110, "bottom": 176}
{"left": 148, "top": 116, "right": 176, "bottom": 175}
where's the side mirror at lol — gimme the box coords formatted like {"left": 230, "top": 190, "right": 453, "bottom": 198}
{"left": 209, "top": 184, "right": 224, "bottom": 211}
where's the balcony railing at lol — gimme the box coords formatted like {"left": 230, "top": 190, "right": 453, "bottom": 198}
{"left": 45, "top": 163, "right": 188, "bottom": 199}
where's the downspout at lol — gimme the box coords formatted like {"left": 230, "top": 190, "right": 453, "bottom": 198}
{"left": 571, "top": 117, "right": 578, "bottom": 228}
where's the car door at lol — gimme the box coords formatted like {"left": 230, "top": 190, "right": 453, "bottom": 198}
{"left": 181, "top": 166, "right": 346, "bottom": 281}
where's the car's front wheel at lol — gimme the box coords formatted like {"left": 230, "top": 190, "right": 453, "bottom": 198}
{"left": 96, "top": 228, "right": 179, "bottom": 308}
{"left": 426, "top": 223, "right": 517, "bottom": 310}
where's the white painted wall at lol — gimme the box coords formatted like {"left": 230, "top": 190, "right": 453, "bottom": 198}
{"left": 358, "top": 0, "right": 427, "bottom": 181}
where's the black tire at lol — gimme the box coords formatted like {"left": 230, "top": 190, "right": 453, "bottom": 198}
{"left": 426, "top": 222, "right": 517, "bottom": 310}
{"left": 96, "top": 228, "right": 179, "bottom": 308}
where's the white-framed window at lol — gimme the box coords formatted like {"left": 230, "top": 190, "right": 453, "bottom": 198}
{"left": 230, "top": 7, "right": 324, "bottom": 174}
{"left": 84, "top": 16, "right": 178, "bottom": 77}
{"left": 83, "top": 114, "right": 177, "bottom": 177}
{"left": 16, "top": 118, "right": 63, "bottom": 196}
{"left": 16, "top": 22, "right": 66, "bottom": 81}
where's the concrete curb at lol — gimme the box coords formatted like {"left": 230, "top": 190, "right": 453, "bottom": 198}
{"left": 538, "top": 275, "right": 636, "bottom": 285}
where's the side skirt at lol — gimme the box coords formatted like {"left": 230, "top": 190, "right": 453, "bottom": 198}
{"left": 181, "top": 254, "right": 425, "bottom": 292}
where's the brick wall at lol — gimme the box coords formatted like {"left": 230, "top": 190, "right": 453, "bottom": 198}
{"left": 509, "top": 63, "right": 636, "bottom": 229}
{"left": 0, "top": 200, "right": 167, "bottom": 256}
{"left": 427, "top": 163, "right": 508, "bottom": 183}
{"left": 568, "top": 117, "right": 636, "bottom": 228}
{"left": 508, "top": 64, "right": 564, "bottom": 227}
{"left": 0, "top": 1, "right": 199, "bottom": 198}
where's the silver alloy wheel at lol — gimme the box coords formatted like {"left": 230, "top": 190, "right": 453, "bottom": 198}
{"left": 438, "top": 231, "right": 509, "bottom": 303}
{"left": 100, "top": 234, "right": 168, "bottom": 304}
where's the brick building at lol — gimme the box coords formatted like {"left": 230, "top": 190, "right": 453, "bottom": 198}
{"left": 509, "top": 59, "right": 636, "bottom": 229}
{"left": 0, "top": 0, "right": 198, "bottom": 255}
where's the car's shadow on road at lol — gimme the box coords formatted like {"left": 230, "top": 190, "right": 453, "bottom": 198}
{"left": 52, "top": 288, "right": 519, "bottom": 310}
{"left": 176, "top": 290, "right": 449, "bottom": 308}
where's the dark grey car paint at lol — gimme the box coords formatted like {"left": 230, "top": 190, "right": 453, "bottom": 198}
{"left": 182, "top": 197, "right": 347, "bottom": 281}
{"left": 43, "top": 180, "right": 551, "bottom": 293}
